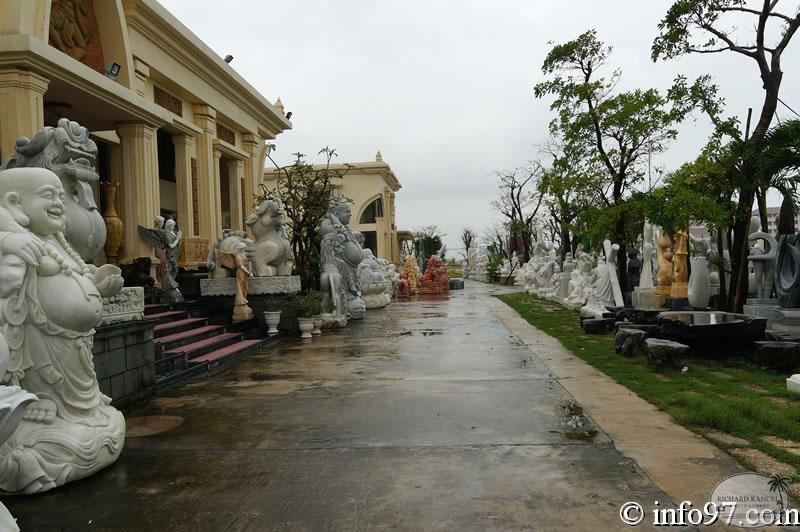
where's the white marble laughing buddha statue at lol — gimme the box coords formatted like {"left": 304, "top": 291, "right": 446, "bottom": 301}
{"left": 0, "top": 167, "right": 125, "bottom": 494}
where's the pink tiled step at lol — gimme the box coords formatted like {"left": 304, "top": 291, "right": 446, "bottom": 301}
{"left": 162, "top": 332, "right": 242, "bottom": 358}
{"left": 153, "top": 325, "right": 226, "bottom": 347}
{"left": 188, "top": 339, "right": 263, "bottom": 365}
{"left": 146, "top": 310, "right": 188, "bottom": 323}
{"left": 154, "top": 317, "right": 206, "bottom": 338}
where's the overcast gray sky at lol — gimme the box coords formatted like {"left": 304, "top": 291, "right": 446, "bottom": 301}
{"left": 159, "top": 0, "right": 800, "bottom": 253}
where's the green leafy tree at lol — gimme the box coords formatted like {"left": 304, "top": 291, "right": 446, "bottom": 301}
{"left": 414, "top": 225, "right": 445, "bottom": 259}
{"left": 653, "top": 0, "right": 800, "bottom": 310}
{"left": 261, "top": 147, "right": 349, "bottom": 292}
{"left": 534, "top": 30, "right": 690, "bottom": 289}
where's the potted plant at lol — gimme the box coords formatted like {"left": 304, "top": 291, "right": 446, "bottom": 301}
{"left": 304, "top": 290, "right": 324, "bottom": 336}
{"left": 295, "top": 293, "right": 317, "bottom": 339}
{"left": 263, "top": 297, "right": 282, "bottom": 336}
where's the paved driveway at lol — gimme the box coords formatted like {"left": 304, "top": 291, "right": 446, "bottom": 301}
{"left": 7, "top": 282, "right": 673, "bottom": 531}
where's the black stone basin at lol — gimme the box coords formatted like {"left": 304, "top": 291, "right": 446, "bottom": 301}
{"left": 656, "top": 311, "right": 767, "bottom": 347}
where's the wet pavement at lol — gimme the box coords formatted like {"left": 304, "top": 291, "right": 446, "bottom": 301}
{"left": 6, "top": 281, "right": 673, "bottom": 531}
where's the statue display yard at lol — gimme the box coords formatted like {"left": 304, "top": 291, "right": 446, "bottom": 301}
{"left": 0, "top": 167, "right": 126, "bottom": 493}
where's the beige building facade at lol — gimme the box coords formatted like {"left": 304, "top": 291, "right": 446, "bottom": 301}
{"left": 0, "top": 0, "right": 290, "bottom": 265}
{"left": 264, "top": 151, "right": 405, "bottom": 264}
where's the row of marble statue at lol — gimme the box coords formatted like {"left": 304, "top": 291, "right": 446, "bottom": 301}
{"left": 0, "top": 117, "right": 407, "bottom": 510}
{"left": 463, "top": 214, "right": 786, "bottom": 316}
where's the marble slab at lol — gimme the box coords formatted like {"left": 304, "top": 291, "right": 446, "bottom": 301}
{"left": 200, "top": 276, "right": 301, "bottom": 297}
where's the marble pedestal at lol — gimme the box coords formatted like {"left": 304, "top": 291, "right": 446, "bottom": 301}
{"left": 200, "top": 276, "right": 302, "bottom": 296}
{"left": 768, "top": 308, "right": 800, "bottom": 337}
{"left": 201, "top": 276, "right": 302, "bottom": 328}
{"left": 633, "top": 287, "right": 664, "bottom": 311}
{"left": 100, "top": 287, "right": 145, "bottom": 326}
{"left": 743, "top": 298, "right": 782, "bottom": 329}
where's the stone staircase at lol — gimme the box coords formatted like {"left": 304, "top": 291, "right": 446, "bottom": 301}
{"left": 146, "top": 302, "right": 266, "bottom": 385}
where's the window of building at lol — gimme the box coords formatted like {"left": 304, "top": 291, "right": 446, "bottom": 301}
{"left": 359, "top": 197, "right": 383, "bottom": 224}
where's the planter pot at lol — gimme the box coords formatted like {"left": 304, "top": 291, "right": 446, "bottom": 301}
{"left": 312, "top": 315, "right": 322, "bottom": 336}
{"left": 264, "top": 310, "right": 282, "bottom": 336}
{"left": 297, "top": 317, "right": 314, "bottom": 339}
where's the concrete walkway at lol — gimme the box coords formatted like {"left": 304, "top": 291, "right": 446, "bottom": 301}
{"left": 8, "top": 281, "right": 696, "bottom": 531}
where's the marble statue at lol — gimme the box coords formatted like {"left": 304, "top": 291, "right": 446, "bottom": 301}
{"left": 558, "top": 254, "right": 574, "bottom": 301}
{"left": 380, "top": 259, "right": 400, "bottom": 291}
{"left": 465, "top": 244, "right": 478, "bottom": 280}
{"left": 565, "top": 251, "right": 595, "bottom": 309}
{"left": 420, "top": 256, "right": 450, "bottom": 294}
{"left": 655, "top": 231, "right": 673, "bottom": 297}
{"left": 670, "top": 231, "right": 689, "bottom": 299}
{"left": 139, "top": 218, "right": 183, "bottom": 303}
{"left": 245, "top": 197, "right": 291, "bottom": 277}
{"left": 777, "top": 234, "right": 800, "bottom": 307}
{"left": 748, "top": 216, "right": 778, "bottom": 300}
{"left": 0, "top": 329, "right": 36, "bottom": 529}
{"left": 357, "top": 245, "right": 392, "bottom": 309}
{"left": 214, "top": 246, "right": 254, "bottom": 323}
{"left": 640, "top": 222, "right": 655, "bottom": 289}
{"left": 581, "top": 241, "right": 623, "bottom": 317}
{"left": 318, "top": 193, "right": 365, "bottom": 320}
{"left": 0, "top": 167, "right": 126, "bottom": 493}
{"left": 398, "top": 254, "right": 421, "bottom": 296}
{"left": 0, "top": 119, "right": 106, "bottom": 260}
{"left": 688, "top": 256, "right": 711, "bottom": 309}
{"left": 208, "top": 230, "right": 252, "bottom": 279}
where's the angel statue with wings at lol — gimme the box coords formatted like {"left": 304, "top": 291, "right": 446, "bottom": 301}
{"left": 138, "top": 217, "right": 183, "bottom": 303}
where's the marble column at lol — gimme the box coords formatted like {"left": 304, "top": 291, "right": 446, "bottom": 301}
{"left": 227, "top": 159, "right": 244, "bottom": 231}
{"left": 116, "top": 123, "right": 160, "bottom": 261}
{"left": 242, "top": 133, "right": 266, "bottom": 225}
{"left": 212, "top": 149, "right": 223, "bottom": 233}
{"left": 193, "top": 105, "right": 220, "bottom": 241}
{"left": 172, "top": 134, "right": 195, "bottom": 236}
{"left": 0, "top": 68, "right": 49, "bottom": 162}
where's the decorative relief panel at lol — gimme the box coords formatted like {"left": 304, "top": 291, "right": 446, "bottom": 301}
{"left": 216, "top": 124, "right": 236, "bottom": 145}
{"left": 49, "top": 0, "right": 105, "bottom": 73}
{"left": 154, "top": 86, "right": 183, "bottom": 117}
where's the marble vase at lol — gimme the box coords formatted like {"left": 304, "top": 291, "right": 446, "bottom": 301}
{"left": 264, "top": 311, "right": 281, "bottom": 336}
{"left": 688, "top": 257, "right": 711, "bottom": 309}
{"left": 101, "top": 181, "right": 123, "bottom": 264}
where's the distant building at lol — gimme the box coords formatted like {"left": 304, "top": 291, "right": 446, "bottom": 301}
{"left": 264, "top": 151, "right": 408, "bottom": 264}
{"left": 753, "top": 206, "right": 800, "bottom": 234}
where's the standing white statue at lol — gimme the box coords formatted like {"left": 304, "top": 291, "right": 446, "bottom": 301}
{"left": 139, "top": 218, "right": 183, "bottom": 303}
{"left": 246, "top": 197, "right": 291, "bottom": 277}
{"left": 748, "top": 215, "right": 778, "bottom": 299}
{"left": 0, "top": 167, "right": 126, "bottom": 493}
{"left": 640, "top": 221, "right": 655, "bottom": 289}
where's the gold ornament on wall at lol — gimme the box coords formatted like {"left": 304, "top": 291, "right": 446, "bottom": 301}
{"left": 101, "top": 181, "right": 123, "bottom": 264}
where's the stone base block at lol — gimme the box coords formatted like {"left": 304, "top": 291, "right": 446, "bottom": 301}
{"left": 787, "top": 374, "right": 800, "bottom": 394}
{"left": 634, "top": 287, "right": 664, "bottom": 311}
{"left": 100, "top": 287, "right": 144, "bottom": 326}
{"left": 200, "top": 275, "right": 301, "bottom": 297}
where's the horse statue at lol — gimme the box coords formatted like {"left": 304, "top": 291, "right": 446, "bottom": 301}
{"left": 245, "top": 197, "right": 291, "bottom": 277}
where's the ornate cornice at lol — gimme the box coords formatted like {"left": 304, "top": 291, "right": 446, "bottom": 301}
{"left": 122, "top": 0, "right": 291, "bottom": 138}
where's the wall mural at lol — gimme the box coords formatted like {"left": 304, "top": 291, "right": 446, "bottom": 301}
{"left": 48, "top": 0, "right": 105, "bottom": 74}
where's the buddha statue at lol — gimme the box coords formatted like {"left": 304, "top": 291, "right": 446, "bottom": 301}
{"left": 318, "top": 193, "right": 365, "bottom": 320}
{"left": 0, "top": 167, "right": 125, "bottom": 493}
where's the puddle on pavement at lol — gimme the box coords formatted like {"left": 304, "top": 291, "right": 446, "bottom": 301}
{"left": 126, "top": 415, "right": 184, "bottom": 438}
